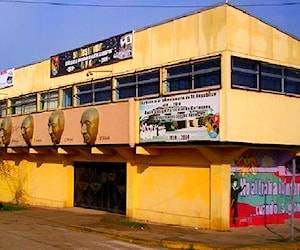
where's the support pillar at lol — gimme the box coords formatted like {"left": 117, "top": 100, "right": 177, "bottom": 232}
{"left": 210, "top": 164, "right": 231, "bottom": 230}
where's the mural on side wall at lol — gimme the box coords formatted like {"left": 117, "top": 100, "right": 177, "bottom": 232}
{"left": 139, "top": 90, "right": 220, "bottom": 143}
{"left": 231, "top": 150, "right": 300, "bottom": 227}
{"left": 0, "top": 102, "right": 129, "bottom": 147}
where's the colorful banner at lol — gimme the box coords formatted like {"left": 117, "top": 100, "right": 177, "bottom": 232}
{"left": 0, "top": 68, "right": 14, "bottom": 89}
{"left": 230, "top": 150, "right": 300, "bottom": 227}
{"left": 139, "top": 91, "right": 220, "bottom": 142}
{"left": 50, "top": 32, "right": 133, "bottom": 77}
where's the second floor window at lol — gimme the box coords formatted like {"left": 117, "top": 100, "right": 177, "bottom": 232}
{"left": 63, "top": 87, "right": 73, "bottom": 108}
{"left": 116, "top": 70, "right": 159, "bottom": 100}
{"left": 10, "top": 95, "right": 36, "bottom": 115}
{"left": 77, "top": 80, "right": 111, "bottom": 106}
{"left": 40, "top": 91, "right": 58, "bottom": 111}
{"left": 166, "top": 58, "right": 221, "bottom": 93}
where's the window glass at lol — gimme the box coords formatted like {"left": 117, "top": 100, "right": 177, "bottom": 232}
{"left": 11, "top": 95, "right": 36, "bottom": 115}
{"left": 137, "top": 71, "right": 159, "bottom": 97}
{"left": 40, "top": 91, "right": 58, "bottom": 111}
{"left": 94, "top": 80, "right": 111, "bottom": 103}
{"left": 116, "top": 70, "right": 159, "bottom": 100}
{"left": 166, "top": 58, "right": 220, "bottom": 93}
{"left": 232, "top": 57, "right": 258, "bottom": 89}
{"left": 0, "top": 101, "right": 6, "bottom": 117}
{"left": 77, "top": 84, "right": 92, "bottom": 105}
{"left": 63, "top": 87, "right": 73, "bottom": 107}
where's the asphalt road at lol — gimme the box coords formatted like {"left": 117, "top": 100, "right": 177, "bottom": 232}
{"left": 0, "top": 210, "right": 168, "bottom": 250}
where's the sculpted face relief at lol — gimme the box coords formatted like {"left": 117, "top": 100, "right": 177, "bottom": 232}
{"left": 80, "top": 108, "right": 99, "bottom": 145}
{"left": 48, "top": 110, "right": 65, "bottom": 145}
{"left": 0, "top": 117, "right": 12, "bottom": 147}
{"left": 21, "top": 115, "right": 34, "bottom": 146}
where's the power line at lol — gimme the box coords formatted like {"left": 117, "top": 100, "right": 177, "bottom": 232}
{"left": 0, "top": 0, "right": 300, "bottom": 8}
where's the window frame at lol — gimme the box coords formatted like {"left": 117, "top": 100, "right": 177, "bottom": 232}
{"left": 116, "top": 69, "right": 160, "bottom": 100}
{"left": 39, "top": 90, "right": 59, "bottom": 111}
{"left": 10, "top": 94, "right": 37, "bottom": 115}
{"left": 165, "top": 57, "right": 221, "bottom": 94}
{"left": 76, "top": 79, "right": 112, "bottom": 106}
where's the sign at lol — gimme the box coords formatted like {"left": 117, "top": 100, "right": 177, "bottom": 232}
{"left": 139, "top": 91, "right": 220, "bottom": 142}
{"left": 50, "top": 31, "right": 133, "bottom": 77}
{"left": 0, "top": 68, "right": 14, "bottom": 89}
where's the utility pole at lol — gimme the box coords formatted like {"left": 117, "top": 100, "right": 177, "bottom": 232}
{"left": 289, "top": 158, "right": 296, "bottom": 241}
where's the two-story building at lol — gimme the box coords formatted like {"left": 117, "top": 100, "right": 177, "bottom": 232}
{"left": 0, "top": 3, "right": 299, "bottom": 230}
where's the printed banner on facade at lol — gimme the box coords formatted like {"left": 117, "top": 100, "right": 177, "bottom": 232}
{"left": 50, "top": 31, "right": 133, "bottom": 77}
{"left": 230, "top": 149, "right": 300, "bottom": 227}
{"left": 0, "top": 68, "right": 14, "bottom": 89}
{"left": 139, "top": 91, "right": 220, "bottom": 142}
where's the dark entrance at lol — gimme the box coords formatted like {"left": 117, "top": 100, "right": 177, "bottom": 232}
{"left": 74, "top": 162, "right": 126, "bottom": 215}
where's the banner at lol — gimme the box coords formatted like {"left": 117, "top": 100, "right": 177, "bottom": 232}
{"left": 139, "top": 91, "right": 220, "bottom": 142}
{"left": 50, "top": 32, "right": 133, "bottom": 77}
{"left": 0, "top": 68, "right": 14, "bottom": 89}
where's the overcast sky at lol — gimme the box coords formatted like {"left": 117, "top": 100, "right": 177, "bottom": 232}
{"left": 0, "top": 0, "right": 299, "bottom": 71}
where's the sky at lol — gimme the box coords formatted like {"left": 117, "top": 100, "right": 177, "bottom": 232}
{"left": 0, "top": 0, "right": 299, "bottom": 71}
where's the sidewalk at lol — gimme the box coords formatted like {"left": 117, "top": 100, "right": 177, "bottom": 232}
{"left": 10, "top": 206, "right": 300, "bottom": 249}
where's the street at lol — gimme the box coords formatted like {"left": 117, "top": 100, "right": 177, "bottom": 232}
{"left": 0, "top": 210, "right": 168, "bottom": 250}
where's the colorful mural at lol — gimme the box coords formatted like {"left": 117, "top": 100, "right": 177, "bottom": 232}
{"left": 231, "top": 150, "right": 300, "bottom": 227}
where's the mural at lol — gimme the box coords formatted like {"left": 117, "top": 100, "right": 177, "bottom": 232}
{"left": 231, "top": 150, "right": 300, "bottom": 227}
{"left": 0, "top": 102, "right": 129, "bottom": 147}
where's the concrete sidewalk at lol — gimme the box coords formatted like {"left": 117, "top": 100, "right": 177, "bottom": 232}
{"left": 6, "top": 206, "right": 300, "bottom": 249}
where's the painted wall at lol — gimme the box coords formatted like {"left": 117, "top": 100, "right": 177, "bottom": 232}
{"left": 0, "top": 101, "right": 131, "bottom": 147}
{"left": 226, "top": 6, "right": 300, "bottom": 67}
{"left": 126, "top": 148, "right": 231, "bottom": 230}
{"left": 230, "top": 149, "right": 299, "bottom": 227}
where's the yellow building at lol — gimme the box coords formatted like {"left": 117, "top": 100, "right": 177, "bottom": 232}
{"left": 0, "top": 3, "right": 299, "bottom": 230}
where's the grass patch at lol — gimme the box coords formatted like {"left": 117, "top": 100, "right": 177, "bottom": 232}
{"left": 0, "top": 203, "right": 26, "bottom": 211}
{"left": 100, "top": 216, "right": 147, "bottom": 229}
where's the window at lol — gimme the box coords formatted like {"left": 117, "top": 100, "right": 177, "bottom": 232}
{"left": 0, "top": 100, "right": 6, "bottom": 117}
{"left": 10, "top": 95, "right": 36, "bottom": 115}
{"left": 232, "top": 57, "right": 259, "bottom": 89}
{"left": 166, "top": 58, "right": 221, "bottom": 93}
{"left": 232, "top": 56, "right": 300, "bottom": 96}
{"left": 261, "top": 64, "right": 282, "bottom": 92}
{"left": 40, "top": 90, "right": 58, "bottom": 111}
{"left": 77, "top": 80, "right": 111, "bottom": 106}
{"left": 116, "top": 70, "right": 159, "bottom": 100}
{"left": 284, "top": 68, "right": 300, "bottom": 95}
{"left": 63, "top": 87, "right": 73, "bottom": 108}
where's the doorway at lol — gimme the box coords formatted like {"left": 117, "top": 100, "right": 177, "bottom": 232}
{"left": 74, "top": 162, "right": 126, "bottom": 215}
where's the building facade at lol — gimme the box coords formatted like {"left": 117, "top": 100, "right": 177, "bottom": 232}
{"left": 0, "top": 3, "right": 299, "bottom": 230}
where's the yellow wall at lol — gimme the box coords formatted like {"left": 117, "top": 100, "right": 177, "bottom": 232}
{"left": 133, "top": 164, "right": 210, "bottom": 228}
{"left": 126, "top": 147, "right": 233, "bottom": 229}
{"left": 226, "top": 5, "right": 300, "bottom": 67}
{"left": 28, "top": 162, "right": 73, "bottom": 207}
{"left": 222, "top": 6, "right": 300, "bottom": 145}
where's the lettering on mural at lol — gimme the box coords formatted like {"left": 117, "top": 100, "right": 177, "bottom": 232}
{"left": 240, "top": 177, "right": 300, "bottom": 216}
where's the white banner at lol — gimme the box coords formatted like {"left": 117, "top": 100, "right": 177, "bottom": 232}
{"left": 0, "top": 68, "right": 14, "bottom": 89}
{"left": 139, "top": 91, "right": 220, "bottom": 142}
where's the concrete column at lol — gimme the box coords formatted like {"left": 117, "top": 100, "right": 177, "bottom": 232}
{"left": 210, "top": 164, "right": 231, "bottom": 230}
